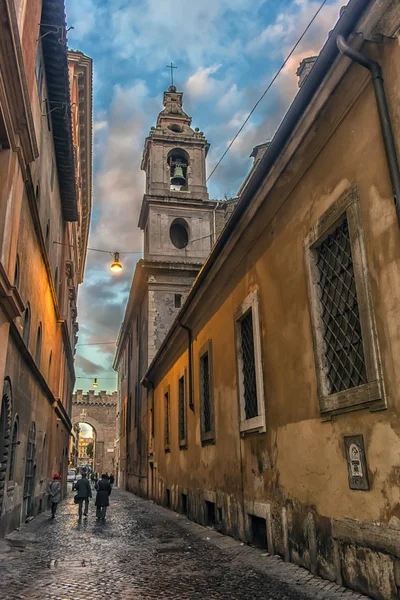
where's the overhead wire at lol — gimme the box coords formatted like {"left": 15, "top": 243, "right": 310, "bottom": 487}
{"left": 206, "top": 0, "right": 328, "bottom": 182}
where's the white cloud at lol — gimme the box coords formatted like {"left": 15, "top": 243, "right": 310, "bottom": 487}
{"left": 185, "top": 65, "right": 222, "bottom": 100}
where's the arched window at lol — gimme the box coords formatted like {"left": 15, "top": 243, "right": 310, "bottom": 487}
{"left": 14, "top": 254, "right": 20, "bottom": 289}
{"left": 35, "top": 323, "right": 42, "bottom": 366}
{"left": 22, "top": 305, "right": 31, "bottom": 346}
{"left": 9, "top": 417, "right": 18, "bottom": 481}
{"left": 45, "top": 221, "right": 50, "bottom": 253}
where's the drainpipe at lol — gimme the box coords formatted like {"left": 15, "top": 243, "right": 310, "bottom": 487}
{"left": 337, "top": 35, "right": 400, "bottom": 225}
{"left": 179, "top": 323, "right": 194, "bottom": 412}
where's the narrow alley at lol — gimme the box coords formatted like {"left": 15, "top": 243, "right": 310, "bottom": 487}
{"left": 0, "top": 489, "right": 368, "bottom": 600}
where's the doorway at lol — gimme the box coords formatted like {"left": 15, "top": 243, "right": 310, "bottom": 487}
{"left": 23, "top": 422, "right": 36, "bottom": 518}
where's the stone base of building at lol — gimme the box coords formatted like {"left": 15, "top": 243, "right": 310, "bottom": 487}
{"left": 151, "top": 482, "right": 400, "bottom": 600}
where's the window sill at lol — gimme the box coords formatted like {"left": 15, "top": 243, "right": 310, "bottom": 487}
{"left": 201, "top": 432, "right": 215, "bottom": 447}
{"left": 240, "top": 415, "right": 266, "bottom": 436}
{"left": 319, "top": 379, "right": 386, "bottom": 420}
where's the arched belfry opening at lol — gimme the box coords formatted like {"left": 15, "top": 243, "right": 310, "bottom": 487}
{"left": 168, "top": 148, "right": 189, "bottom": 191}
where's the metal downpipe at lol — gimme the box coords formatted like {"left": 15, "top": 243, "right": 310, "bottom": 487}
{"left": 337, "top": 35, "right": 400, "bottom": 225}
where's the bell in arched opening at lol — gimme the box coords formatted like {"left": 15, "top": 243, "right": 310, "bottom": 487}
{"left": 170, "top": 164, "right": 186, "bottom": 186}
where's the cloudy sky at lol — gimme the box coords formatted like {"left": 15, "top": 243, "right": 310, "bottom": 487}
{"left": 66, "top": 0, "right": 344, "bottom": 393}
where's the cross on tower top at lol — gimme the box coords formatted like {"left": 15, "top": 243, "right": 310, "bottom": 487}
{"left": 166, "top": 62, "right": 177, "bottom": 87}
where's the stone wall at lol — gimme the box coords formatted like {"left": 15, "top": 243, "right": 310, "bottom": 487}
{"left": 72, "top": 391, "right": 118, "bottom": 476}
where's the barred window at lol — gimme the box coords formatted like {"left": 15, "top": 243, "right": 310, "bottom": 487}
{"left": 178, "top": 374, "right": 187, "bottom": 446}
{"left": 235, "top": 291, "right": 266, "bottom": 435}
{"left": 305, "top": 187, "right": 385, "bottom": 416}
{"left": 240, "top": 310, "right": 258, "bottom": 419}
{"left": 314, "top": 218, "right": 366, "bottom": 394}
{"left": 199, "top": 341, "right": 215, "bottom": 444}
{"left": 164, "top": 389, "right": 170, "bottom": 451}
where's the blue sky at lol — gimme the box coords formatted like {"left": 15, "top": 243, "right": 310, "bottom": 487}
{"left": 67, "top": 0, "right": 344, "bottom": 392}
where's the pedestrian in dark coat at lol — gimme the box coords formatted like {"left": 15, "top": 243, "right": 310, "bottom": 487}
{"left": 95, "top": 474, "right": 112, "bottom": 520}
{"left": 47, "top": 474, "right": 61, "bottom": 518}
{"left": 75, "top": 471, "right": 92, "bottom": 518}
{"left": 109, "top": 474, "right": 114, "bottom": 487}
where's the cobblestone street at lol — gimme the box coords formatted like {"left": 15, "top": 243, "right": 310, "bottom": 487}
{"left": 0, "top": 488, "right": 369, "bottom": 600}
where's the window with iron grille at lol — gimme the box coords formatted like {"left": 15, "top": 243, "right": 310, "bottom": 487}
{"left": 164, "top": 389, "right": 170, "bottom": 451}
{"left": 199, "top": 341, "right": 215, "bottom": 444}
{"left": 178, "top": 374, "right": 187, "bottom": 446}
{"left": 314, "top": 218, "right": 366, "bottom": 394}
{"left": 305, "top": 187, "right": 385, "bottom": 416}
{"left": 240, "top": 310, "right": 258, "bottom": 419}
{"left": 235, "top": 291, "right": 266, "bottom": 435}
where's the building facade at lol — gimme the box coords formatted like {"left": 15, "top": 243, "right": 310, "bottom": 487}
{"left": 72, "top": 390, "right": 118, "bottom": 476}
{"left": 114, "top": 86, "right": 235, "bottom": 494}
{"left": 0, "top": 1, "right": 92, "bottom": 535}
{"left": 142, "top": 2, "right": 400, "bottom": 599}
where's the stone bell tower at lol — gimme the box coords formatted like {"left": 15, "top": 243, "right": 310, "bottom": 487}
{"left": 138, "top": 85, "right": 227, "bottom": 362}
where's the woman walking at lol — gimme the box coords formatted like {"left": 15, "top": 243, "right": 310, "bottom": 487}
{"left": 95, "top": 474, "right": 112, "bottom": 520}
{"left": 47, "top": 474, "right": 61, "bottom": 519}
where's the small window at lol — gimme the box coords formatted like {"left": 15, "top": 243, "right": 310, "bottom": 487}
{"left": 178, "top": 373, "right": 187, "bottom": 448}
{"left": 35, "top": 184, "right": 40, "bottom": 206}
{"left": 35, "top": 46, "right": 43, "bottom": 98}
{"left": 8, "top": 418, "right": 18, "bottom": 481}
{"left": 199, "top": 341, "right": 215, "bottom": 445}
{"left": 164, "top": 387, "right": 170, "bottom": 452}
{"left": 305, "top": 187, "right": 385, "bottom": 416}
{"left": 45, "top": 221, "right": 50, "bottom": 253}
{"left": 22, "top": 305, "right": 31, "bottom": 346}
{"left": 235, "top": 291, "right": 266, "bottom": 435}
{"left": 35, "top": 323, "right": 42, "bottom": 367}
{"left": 54, "top": 267, "right": 59, "bottom": 298}
{"left": 50, "top": 159, "right": 55, "bottom": 191}
{"left": 170, "top": 218, "right": 189, "bottom": 249}
{"left": 14, "top": 254, "right": 20, "bottom": 289}
{"left": 174, "top": 294, "right": 182, "bottom": 309}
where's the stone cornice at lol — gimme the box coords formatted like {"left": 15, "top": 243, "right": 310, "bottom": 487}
{"left": 68, "top": 51, "right": 93, "bottom": 283}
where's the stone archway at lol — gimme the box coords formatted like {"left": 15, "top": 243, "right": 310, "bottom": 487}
{"left": 72, "top": 391, "right": 117, "bottom": 476}
{"left": 0, "top": 378, "right": 13, "bottom": 513}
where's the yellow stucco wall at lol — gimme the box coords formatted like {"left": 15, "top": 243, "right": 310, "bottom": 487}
{"left": 151, "top": 41, "right": 400, "bottom": 544}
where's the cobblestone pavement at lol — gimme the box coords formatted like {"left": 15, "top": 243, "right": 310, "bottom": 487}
{"left": 0, "top": 488, "right": 370, "bottom": 600}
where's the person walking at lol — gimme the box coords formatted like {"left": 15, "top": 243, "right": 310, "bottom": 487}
{"left": 75, "top": 470, "right": 92, "bottom": 518}
{"left": 47, "top": 474, "right": 61, "bottom": 519}
{"left": 109, "top": 473, "right": 114, "bottom": 488}
{"left": 95, "top": 474, "right": 112, "bottom": 520}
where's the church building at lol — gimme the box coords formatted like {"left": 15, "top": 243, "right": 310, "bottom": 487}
{"left": 114, "top": 85, "right": 234, "bottom": 493}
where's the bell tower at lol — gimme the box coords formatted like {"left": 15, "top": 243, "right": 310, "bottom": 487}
{"left": 137, "top": 85, "right": 228, "bottom": 362}
{"left": 138, "top": 85, "right": 226, "bottom": 269}
{"left": 141, "top": 85, "right": 209, "bottom": 200}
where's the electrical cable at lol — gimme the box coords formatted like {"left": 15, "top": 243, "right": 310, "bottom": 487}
{"left": 206, "top": 0, "right": 328, "bottom": 182}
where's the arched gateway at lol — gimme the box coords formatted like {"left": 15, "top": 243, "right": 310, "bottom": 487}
{"left": 72, "top": 390, "right": 117, "bottom": 475}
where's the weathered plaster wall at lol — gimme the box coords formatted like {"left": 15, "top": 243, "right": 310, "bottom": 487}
{"left": 149, "top": 40, "right": 400, "bottom": 600}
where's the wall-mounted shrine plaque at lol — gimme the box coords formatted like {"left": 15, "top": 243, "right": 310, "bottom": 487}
{"left": 344, "top": 435, "right": 369, "bottom": 491}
